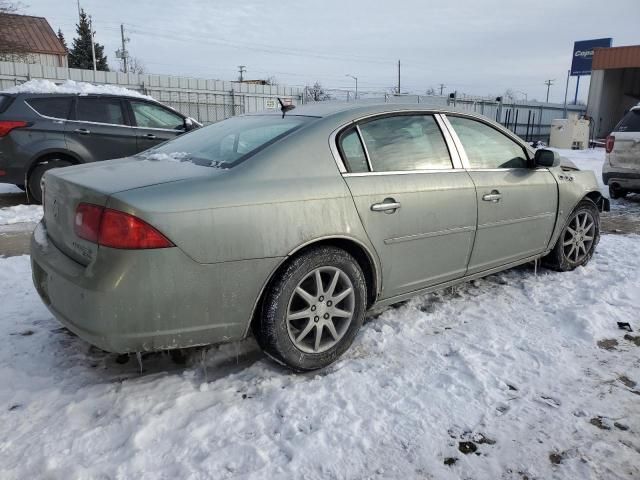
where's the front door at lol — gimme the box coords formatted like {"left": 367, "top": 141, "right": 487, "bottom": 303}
{"left": 444, "top": 115, "right": 558, "bottom": 274}
{"left": 65, "top": 96, "right": 138, "bottom": 162}
{"left": 339, "top": 114, "right": 478, "bottom": 299}
{"left": 127, "top": 99, "right": 186, "bottom": 153}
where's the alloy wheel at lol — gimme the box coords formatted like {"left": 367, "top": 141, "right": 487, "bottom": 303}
{"left": 562, "top": 211, "right": 596, "bottom": 264}
{"left": 286, "top": 266, "right": 355, "bottom": 354}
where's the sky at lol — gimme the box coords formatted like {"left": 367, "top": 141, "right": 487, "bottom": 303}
{"left": 22, "top": 0, "right": 640, "bottom": 103}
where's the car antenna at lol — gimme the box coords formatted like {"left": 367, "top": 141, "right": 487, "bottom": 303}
{"left": 278, "top": 98, "right": 295, "bottom": 118}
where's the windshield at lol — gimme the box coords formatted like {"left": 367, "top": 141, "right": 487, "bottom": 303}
{"left": 138, "top": 115, "right": 313, "bottom": 168}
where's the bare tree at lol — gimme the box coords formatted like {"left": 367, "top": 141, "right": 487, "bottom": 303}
{"left": 264, "top": 76, "right": 277, "bottom": 86}
{"left": 426, "top": 87, "right": 436, "bottom": 96}
{"left": 126, "top": 56, "right": 146, "bottom": 74}
{"left": 305, "top": 82, "right": 331, "bottom": 102}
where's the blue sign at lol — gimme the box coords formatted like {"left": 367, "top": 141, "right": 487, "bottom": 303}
{"left": 570, "top": 38, "right": 612, "bottom": 76}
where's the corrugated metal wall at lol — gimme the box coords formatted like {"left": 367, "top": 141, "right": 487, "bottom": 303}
{"left": 0, "top": 60, "right": 303, "bottom": 124}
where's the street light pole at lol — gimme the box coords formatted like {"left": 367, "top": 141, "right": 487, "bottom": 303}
{"left": 346, "top": 74, "right": 358, "bottom": 100}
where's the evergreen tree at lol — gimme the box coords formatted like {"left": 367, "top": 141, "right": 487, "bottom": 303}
{"left": 57, "top": 29, "right": 68, "bottom": 53}
{"left": 68, "top": 9, "right": 109, "bottom": 71}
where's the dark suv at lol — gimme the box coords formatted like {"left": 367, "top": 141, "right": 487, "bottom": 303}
{"left": 0, "top": 92, "right": 199, "bottom": 202}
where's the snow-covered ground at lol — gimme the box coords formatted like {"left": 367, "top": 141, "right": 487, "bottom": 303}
{"left": 0, "top": 204, "right": 42, "bottom": 225}
{"left": 1, "top": 234, "right": 639, "bottom": 479}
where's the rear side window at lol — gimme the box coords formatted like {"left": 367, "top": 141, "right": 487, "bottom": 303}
{"left": 339, "top": 129, "right": 369, "bottom": 173}
{"left": 26, "top": 97, "right": 73, "bottom": 119}
{"left": 358, "top": 115, "right": 453, "bottom": 171}
{"left": 614, "top": 109, "right": 640, "bottom": 133}
{"left": 76, "top": 97, "right": 127, "bottom": 125}
{"left": 0, "top": 94, "right": 14, "bottom": 113}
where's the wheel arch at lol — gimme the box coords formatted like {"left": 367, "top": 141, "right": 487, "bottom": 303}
{"left": 245, "top": 235, "right": 381, "bottom": 338}
{"left": 25, "top": 149, "right": 83, "bottom": 182}
{"left": 584, "top": 190, "right": 610, "bottom": 212}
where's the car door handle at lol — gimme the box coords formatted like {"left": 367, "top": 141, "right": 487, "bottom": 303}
{"left": 144, "top": 133, "right": 157, "bottom": 139}
{"left": 482, "top": 190, "right": 502, "bottom": 202}
{"left": 74, "top": 128, "right": 90, "bottom": 135}
{"left": 371, "top": 199, "right": 401, "bottom": 213}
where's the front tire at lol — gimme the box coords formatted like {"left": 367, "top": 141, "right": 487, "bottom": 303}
{"left": 27, "top": 159, "right": 73, "bottom": 204}
{"left": 543, "top": 200, "right": 600, "bottom": 271}
{"left": 254, "top": 246, "right": 367, "bottom": 371}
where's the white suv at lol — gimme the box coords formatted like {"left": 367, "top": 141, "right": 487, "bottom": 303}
{"left": 603, "top": 105, "right": 640, "bottom": 199}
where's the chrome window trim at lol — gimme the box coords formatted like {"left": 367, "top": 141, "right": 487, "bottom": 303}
{"left": 434, "top": 113, "right": 463, "bottom": 169}
{"left": 355, "top": 125, "right": 373, "bottom": 172}
{"left": 439, "top": 114, "right": 470, "bottom": 168}
{"left": 64, "top": 118, "right": 133, "bottom": 128}
{"left": 344, "top": 169, "right": 470, "bottom": 177}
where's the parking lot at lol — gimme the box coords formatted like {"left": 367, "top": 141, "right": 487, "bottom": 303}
{"left": 1, "top": 147, "right": 639, "bottom": 479}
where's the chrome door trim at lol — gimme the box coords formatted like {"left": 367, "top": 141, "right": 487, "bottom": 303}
{"left": 439, "top": 114, "right": 470, "bottom": 168}
{"left": 434, "top": 113, "right": 463, "bottom": 169}
{"left": 343, "top": 168, "right": 464, "bottom": 177}
{"left": 384, "top": 225, "right": 477, "bottom": 245}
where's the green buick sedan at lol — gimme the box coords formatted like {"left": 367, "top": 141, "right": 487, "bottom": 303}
{"left": 31, "top": 102, "right": 609, "bottom": 371}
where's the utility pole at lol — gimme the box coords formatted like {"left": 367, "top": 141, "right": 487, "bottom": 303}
{"left": 439, "top": 83, "right": 446, "bottom": 96}
{"left": 89, "top": 15, "right": 97, "bottom": 72}
{"left": 397, "top": 60, "right": 401, "bottom": 95}
{"left": 116, "top": 24, "right": 129, "bottom": 73}
{"left": 238, "top": 65, "right": 246, "bottom": 82}
{"left": 544, "top": 79, "right": 554, "bottom": 103}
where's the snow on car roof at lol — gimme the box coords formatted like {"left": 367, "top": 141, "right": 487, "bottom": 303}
{"left": 1, "top": 79, "right": 152, "bottom": 99}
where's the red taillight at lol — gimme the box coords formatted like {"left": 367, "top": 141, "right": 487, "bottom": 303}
{"left": 74, "top": 203, "right": 174, "bottom": 249}
{"left": 74, "top": 203, "right": 103, "bottom": 243}
{"left": 606, "top": 135, "right": 615, "bottom": 153}
{"left": 0, "top": 120, "right": 29, "bottom": 137}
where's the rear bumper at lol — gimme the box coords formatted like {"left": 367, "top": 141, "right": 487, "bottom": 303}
{"left": 30, "top": 222, "right": 281, "bottom": 353}
{"left": 602, "top": 163, "right": 640, "bottom": 191}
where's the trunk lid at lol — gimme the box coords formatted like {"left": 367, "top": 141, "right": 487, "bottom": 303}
{"left": 42, "top": 156, "right": 212, "bottom": 265}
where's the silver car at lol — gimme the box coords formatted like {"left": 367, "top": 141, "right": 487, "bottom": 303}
{"left": 31, "top": 103, "right": 609, "bottom": 371}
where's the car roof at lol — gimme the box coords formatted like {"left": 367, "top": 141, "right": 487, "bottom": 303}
{"left": 248, "top": 101, "right": 493, "bottom": 122}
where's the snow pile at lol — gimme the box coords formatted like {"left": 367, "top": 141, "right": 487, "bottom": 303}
{"left": 0, "top": 204, "right": 42, "bottom": 225}
{"left": 0, "top": 234, "right": 639, "bottom": 479}
{"left": 140, "top": 151, "right": 190, "bottom": 162}
{"left": 2, "top": 79, "right": 152, "bottom": 99}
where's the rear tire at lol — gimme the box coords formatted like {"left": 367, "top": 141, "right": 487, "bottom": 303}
{"left": 254, "top": 246, "right": 367, "bottom": 371}
{"left": 608, "top": 183, "right": 627, "bottom": 199}
{"left": 543, "top": 200, "right": 600, "bottom": 272}
{"left": 27, "top": 159, "right": 73, "bottom": 204}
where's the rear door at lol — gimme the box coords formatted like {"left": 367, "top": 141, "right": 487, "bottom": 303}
{"left": 443, "top": 115, "right": 558, "bottom": 274}
{"left": 610, "top": 108, "right": 640, "bottom": 169}
{"left": 340, "top": 113, "right": 477, "bottom": 299}
{"left": 126, "top": 99, "right": 186, "bottom": 152}
{"left": 65, "top": 96, "right": 138, "bottom": 162}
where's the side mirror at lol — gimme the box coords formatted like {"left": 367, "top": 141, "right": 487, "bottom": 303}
{"left": 184, "top": 117, "right": 195, "bottom": 131}
{"left": 534, "top": 149, "right": 560, "bottom": 168}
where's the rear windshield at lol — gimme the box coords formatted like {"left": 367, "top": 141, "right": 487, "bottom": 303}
{"left": 139, "top": 114, "right": 312, "bottom": 168}
{"left": 0, "top": 94, "right": 14, "bottom": 113}
{"left": 26, "top": 97, "right": 73, "bottom": 119}
{"left": 614, "top": 108, "right": 640, "bottom": 133}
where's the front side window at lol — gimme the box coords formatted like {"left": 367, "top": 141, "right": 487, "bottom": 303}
{"left": 131, "top": 101, "right": 184, "bottom": 130}
{"left": 448, "top": 116, "right": 528, "bottom": 169}
{"left": 27, "top": 97, "right": 73, "bottom": 119}
{"left": 339, "top": 129, "right": 369, "bottom": 173}
{"left": 76, "top": 97, "right": 126, "bottom": 125}
{"left": 141, "top": 114, "right": 312, "bottom": 168}
{"left": 358, "top": 115, "right": 452, "bottom": 172}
